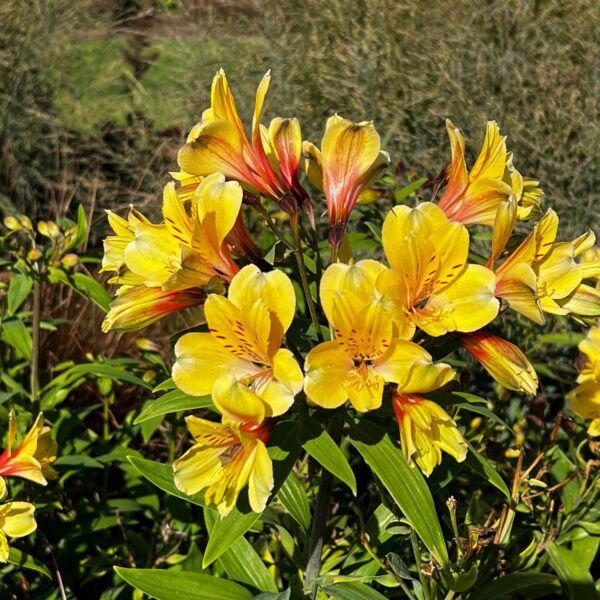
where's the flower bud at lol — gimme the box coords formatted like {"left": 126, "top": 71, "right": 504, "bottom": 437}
{"left": 459, "top": 331, "right": 538, "bottom": 395}
{"left": 136, "top": 338, "right": 160, "bottom": 353}
{"left": 3, "top": 216, "right": 20, "bottom": 231}
{"left": 27, "top": 248, "right": 43, "bottom": 261}
{"left": 18, "top": 215, "right": 33, "bottom": 230}
{"left": 60, "top": 253, "right": 79, "bottom": 268}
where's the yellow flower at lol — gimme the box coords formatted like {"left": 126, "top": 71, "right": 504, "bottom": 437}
{"left": 493, "top": 208, "right": 600, "bottom": 322}
{"left": 303, "top": 260, "right": 455, "bottom": 412}
{"left": 178, "top": 69, "right": 307, "bottom": 210}
{"left": 378, "top": 202, "right": 499, "bottom": 337}
{"left": 102, "top": 173, "right": 244, "bottom": 331}
{"left": 0, "top": 412, "right": 57, "bottom": 498}
{"left": 303, "top": 115, "right": 389, "bottom": 252}
{"left": 438, "top": 120, "right": 540, "bottom": 226}
{"left": 459, "top": 331, "right": 538, "bottom": 395}
{"left": 172, "top": 264, "right": 303, "bottom": 420}
{"left": 567, "top": 327, "right": 600, "bottom": 435}
{"left": 0, "top": 502, "right": 37, "bottom": 562}
{"left": 392, "top": 393, "right": 467, "bottom": 476}
{"left": 173, "top": 415, "right": 273, "bottom": 517}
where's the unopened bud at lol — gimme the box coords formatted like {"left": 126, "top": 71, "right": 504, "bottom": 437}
{"left": 61, "top": 253, "right": 79, "bottom": 268}
{"left": 3, "top": 216, "right": 20, "bottom": 231}
{"left": 27, "top": 248, "right": 42, "bottom": 261}
{"left": 136, "top": 338, "right": 160, "bottom": 353}
{"left": 18, "top": 215, "right": 33, "bottom": 230}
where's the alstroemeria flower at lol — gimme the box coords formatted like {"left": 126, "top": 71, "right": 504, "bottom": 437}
{"left": 102, "top": 173, "right": 244, "bottom": 331}
{"left": 178, "top": 69, "right": 308, "bottom": 211}
{"left": 172, "top": 264, "right": 303, "bottom": 420}
{"left": 0, "top": 502, "right": 36, "bottom": 562}
{"left": 438, "top": 120, "right": 540, "bottom": 226}
{"left": 378, "top": 202, "right": 499, "bottom": 337}
{"left": 493, "top": 208, "right": 600, "bottom": 322}
{"left": 303, "top": 261, "right": 455, "bottom": 412}
{"left": 459, "top": 331, "right": 538, "bottom": 395}
{"left": 0, "top": 412, "right": 57, "bottom": 498}
{"left": 567, "top": 327, "right": 600, "bottom": 436}
{"left": 303, "top": 115, "right": 389, "bottom": 252}
{"left": 173, "top": 415, "right": 273, "bottom": 517}
{"left": 392, "top": 392, "right": 467, "bottom": 476}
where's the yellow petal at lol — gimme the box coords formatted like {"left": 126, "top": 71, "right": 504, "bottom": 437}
{"left": 162, "top": 182, "right": 194, "bottom": 247}
{"left": 537, "top": 242, "right": 581, "bottom": 301}
{"left": 375, "top": 340, "right": 455, "bottom": 393}
{"left": 495, "top": 263, "right": 545, "bottom": 324}
{"left": 304, "top": 341, "right": 354, "bottom": 409}
{"left": 558, "top": 284, "right": 600, "bottom": 317}
{"left": 489, "top": 196, "right": 517, "bottom": 265}
{"left": 247, "top": 440, "right": 273, "bottom": 513}
{"left": 567, "top": 381, "right": 600, "bottom": 421}
{"left": 344, "top": 365, "right": 385, "bottom": 412}
{"left": 204, "top": 294, "right": 270, "bottom": 363}
{"left": 0, "top": 502, "right": 36, "bottom": 538}
{"left": 470, "top": 121, "right": 507, "bottom": 181}
{"left": 212, "top": 374, "right": 267, "bottom": 424}
{"left": 173, "top": 444, "right": 225, "bottom": 496}
{"left": 302, "top": 140, "right": 323, "bottom": 190}
{"left": 227, "top": 265, "right": 296, "bottom": 345}
{"left": 195, "top": 173, "right": 243, "bottom": 253}
{"left": 580, "top": 327, "right": 600, "bottom": 365}
{"left": 268, "top": 117, "right": 302, "bottom": 185}
{"left": 417, "top": 265, "right": 499, "bottom": 336}
{"left": 588, "top": 418, "right": 600, "bottom": 437}
{"left": 260, "top": 349, "right": 303, "bottom": 417}
{"left": 172, "top": 332, "right": 259, "bottom": 397}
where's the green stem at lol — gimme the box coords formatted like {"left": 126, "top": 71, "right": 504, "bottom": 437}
{"left": 304, "top": 413, "right": 344, "bottom": 598}
{"left": 30, "top": 279, "right": 41, "bottom": 406}
{"left": 291, "top": 216, "right": 323, "bottom": 343}
{"left": 410, "top": 530, "right": 431, "bottom": 600}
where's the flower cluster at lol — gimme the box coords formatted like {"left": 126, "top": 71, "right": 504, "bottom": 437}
{"left": 102, "top": 70, "right": 600, "bottom": 515}
{"left": 0, "top": 412, "right": 57, "bottom": 561}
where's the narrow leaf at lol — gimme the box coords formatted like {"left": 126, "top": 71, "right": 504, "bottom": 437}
{"left": 1, "top": 318, "right": 32, "bottom": 360}
{"left": 546, "top": 541, "right": 597, "bottom": 600}
{"left": 204, "top": 509, "right": 277, "bottom": 593}
{"left": 298, "top": 413, "right": 357, "bottom": 495}
{"left": 276, "top": 472, "right": 311, "bottom": 531}
{"left": 114, "top": 567, "right": 253, "bottom": 600}
{"left": 465, "top": 445, "right": 511, "bottom": 499}
{"left": 7, "top": 548, "right": 52, "bottom": 578}
{"left": 349, "top": 420, "right": 449, "bottom": 566}
{"left": 322, "top": 581, "right": 389, "bottom": 600}
{"left": 134, "top": 389, "right": 213, "bottom": 424}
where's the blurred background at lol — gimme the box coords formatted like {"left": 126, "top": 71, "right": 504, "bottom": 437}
{"left": 2, "top": 0, "right": 598, "bottom": 378}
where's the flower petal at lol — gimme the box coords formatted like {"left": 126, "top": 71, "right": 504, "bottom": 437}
{"left": 247, "top": 440, "right": 274, "bottom": 514}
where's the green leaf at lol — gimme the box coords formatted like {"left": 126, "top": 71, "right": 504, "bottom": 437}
{"left": 254, "top": 591, "right": 291, "bottom": 600}
{"left": 203, "top": 420, "right": 300, "bottom": 568}
{"left": 455, "top": 403, "right": 514, "bottom": 434}
{"left": 276, "top": 472, "right": 311, "bottom": 532}
{"left": 349, "top": 420, "right": 449, "bottom": 566}
{"left": 470, "top": 572, "right": 559, "bottom": 600}
{"left": 7, "top": 273, "right": 33, "bottom": 316}
{"left": 322, "top": 581, "right": 389, "bottom": 600}
{"left": 546, "top": 541, "right": 597, "bottom": 600}
{"left": 54, "top": 455, "right": 104, "bottom": 469}
{"left": 204, "top": 509, "right": 277, "bottom": 593}
{"left": 394, "top": 178, "right": 427, "bottom": 202}
{"left": 1, "top": 318, "right": 32, "bottom": 360}
{"left": 134, "top": 390, "right": 213, "bottom": 424}
{"left": 298, "top": 413, "right": 357, "bottom": 495}
{"left": 465, "top": 445, "right": 511, "bottom": 499}
{"left": 7, "top": 548, "right": 52, "bottom": 578}
{"left": 47, "top": 266, "right": 111, "bottom": 311}
{"left": 114, "top": 567, "right": 253, "bottom": 600}
{"left": 128, "top": 456, "right": 206, "bottom": 508}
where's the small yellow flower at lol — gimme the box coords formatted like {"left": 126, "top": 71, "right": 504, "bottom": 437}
{"left": 0, "top": 412, "right": 57, "bottom": 498}
{"left": 459, "top": 331, "right": 538, "bottom": 395}
{"left": 0, "top": 501, "right": 37, "bottom": 562}
{"left": 3, "top": 216, "right": 20, "bottom": 231}
{"left": 303, "top": 115, "right": 389, "bottom": 252}
{"left": 303, "top": 260, "right": 455, "bottom": 412}
{"left": 173, "top": 416, "right": 273, "bottom": 517}
{"left": 567, "top": 327, "right": 600, "bottom": 435}
{"left": 172, "top": 264, "right": 303, "bottom": 420}
{"left": 392, "top": 393, "right": 467, "bottom": 476}
{"left": 378, "top": 202, "right": 499, "bottom": 337}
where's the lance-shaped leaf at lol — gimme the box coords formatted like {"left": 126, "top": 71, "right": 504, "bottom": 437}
{"left": 298, "top": 413, "right": 357, "bottom": 495}
{"left": 134, "top": 389, "right": 214, "bottom": 424}
{"left": 114, "top": 567, "right": 253, "bottom": 600}
{"left": 348, "top": 420, "right": 449, "bottom": 566}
